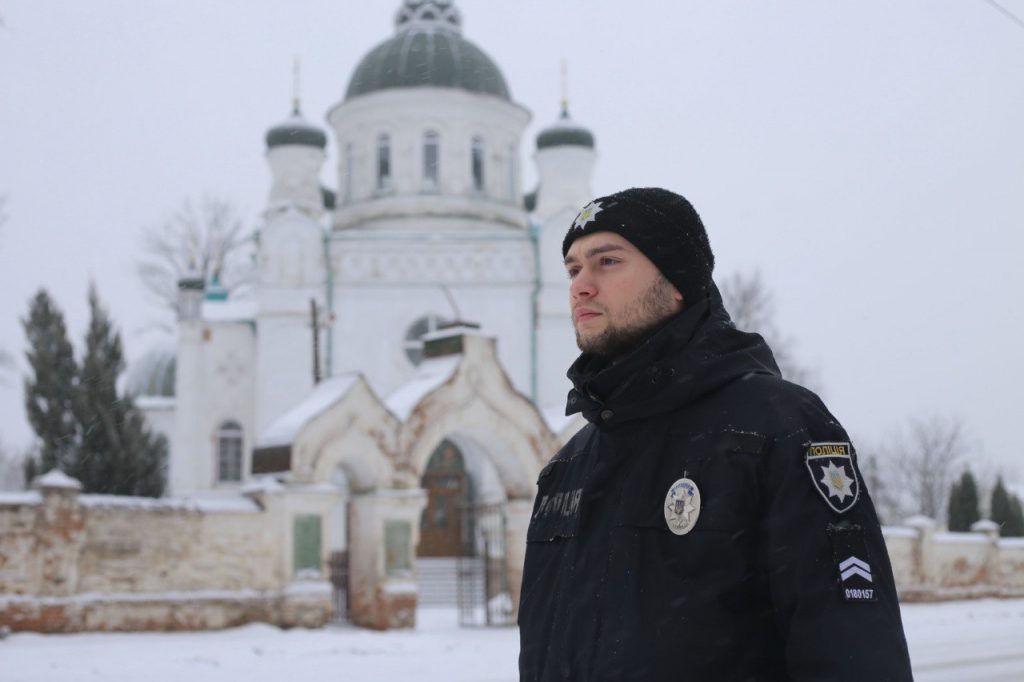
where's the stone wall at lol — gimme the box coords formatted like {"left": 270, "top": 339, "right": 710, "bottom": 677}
{"left": 7, "top": 476, "right": 1024, "bottom": 634}
{"left": 884, "top": 517, "right": 1024, "bottom": 601}
{"left": 0, "top": 478, "right": 331, "bottom": 633}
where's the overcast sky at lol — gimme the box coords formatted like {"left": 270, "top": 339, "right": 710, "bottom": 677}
{"left": 1, "top": 1, "right": 1022, "bottom": 483}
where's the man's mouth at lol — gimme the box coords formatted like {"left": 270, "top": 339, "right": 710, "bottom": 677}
{"left": 574, "top": 307, "right": 602, "bottom": 322}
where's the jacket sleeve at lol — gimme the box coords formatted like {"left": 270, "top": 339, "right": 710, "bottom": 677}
{"left": 757, "top": 392, "right": 914, "bottom": 681}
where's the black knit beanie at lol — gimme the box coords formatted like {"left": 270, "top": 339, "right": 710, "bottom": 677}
{"left": 562, "top": 187, "right": 715, "bottom": 305}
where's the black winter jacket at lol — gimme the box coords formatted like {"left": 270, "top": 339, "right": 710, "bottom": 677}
{"left": 518, "top": 286, "right": 913, "bottom": 681}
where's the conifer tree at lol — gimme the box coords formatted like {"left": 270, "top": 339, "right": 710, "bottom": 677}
{"left": 990, "top": 476, "right": 1024, "bottom": 538}
{"left": 947, "top": 469, "right": 980, "bottom": 531}
{"left": 22, "top": 289, "right": 80, "bottom": 479}
{"left": 74, "top": 285, "right": 166, "bottom": 496}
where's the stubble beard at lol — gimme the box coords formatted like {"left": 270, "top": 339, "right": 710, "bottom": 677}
{"left": 574, "top": 275, "right": 680, "bottom": 360}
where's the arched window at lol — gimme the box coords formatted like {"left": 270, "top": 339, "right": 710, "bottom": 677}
{"left": 217, "top": 420, "right": 243, "bottom": 483}
{"left": 423, "top": 130, "right": 440, "bottom": 189}
{"left": 471, "top": 136, "right": 485, "bottom": 193}
{"left": 376, "top": 134, "right": 392, "bottom": 191}
{"left": 403, "top": 314, "right": 449, "bottom": 366}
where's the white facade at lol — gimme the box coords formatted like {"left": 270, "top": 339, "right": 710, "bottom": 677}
{"left": 137, "top": 1, "right": 597, "bottom": 498}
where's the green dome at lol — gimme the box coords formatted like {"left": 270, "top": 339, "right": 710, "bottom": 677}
{"left": 265, "top": 108, "right": 327, "bottom": 149}
{"left": 345, "top": 1, "right": 510, "bottom": 102}
{"left": 537, "top": 107, "right": 595, "bottom": 150}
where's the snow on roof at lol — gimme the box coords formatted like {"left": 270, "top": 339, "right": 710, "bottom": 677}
{"left": 385, "top": 354, "right": 461, "bottom": 421}
{"left": 201, "top": 298, "right": 257, "bottom": 322}
{"left": 421, "top": 325, "right": 489, "bottom": 343}
{"left": 257, "top": 374, "right": 361, "bottom": 448}
{"left": 34, "top": 469, "right": 82, "bottom": 490}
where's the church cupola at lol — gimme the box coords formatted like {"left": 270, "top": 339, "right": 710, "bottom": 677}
{"left": 265, "top": 107, "right": 328, "bottom": 151}
{"left": 327, "top": 0, "right": 530, "bottom": 230}
{"left": 532, "top": 100, "right": 597, "bottom": 222}
{"left": 536, "top": 105, "right": 595, "bottom": 152}
{"left": 345, "top": 1, "right": 508, "bottom": 102}
{"left": 265, "top": 62, "right": 329, "bottom": 219}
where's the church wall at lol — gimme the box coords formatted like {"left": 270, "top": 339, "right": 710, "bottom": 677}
{"left": 329, "top": 256, "right": 534, "bottom": 400}
{"left": 173, "top": 321, "right": 257, "bottom": 495}
{"left": 328, "top": 88, "right": 529, "bottom": 222}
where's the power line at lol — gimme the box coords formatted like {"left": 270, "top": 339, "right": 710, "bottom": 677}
{"left": 984, "top": 0, "right": 1024, "bottom": 32}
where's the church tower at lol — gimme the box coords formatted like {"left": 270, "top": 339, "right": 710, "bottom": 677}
{"left": 323, "top": 0, "right": 534, "bottom": 398}
{"left": 255, "top": 101, "right": 328, "bottom": 433}
{"left": 532, "top": 103, "right": 597, "bottom": 410}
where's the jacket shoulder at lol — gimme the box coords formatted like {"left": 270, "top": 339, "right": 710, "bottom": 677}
{"left": 715, "top": 373, "right": 846, "bottom": 443}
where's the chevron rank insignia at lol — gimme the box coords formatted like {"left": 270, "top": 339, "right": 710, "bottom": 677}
{"left": 828, "top": 523, "right": 877, "bottom": 602}
{"left": 805, "top": 441, "right": 860, "bottom": 513}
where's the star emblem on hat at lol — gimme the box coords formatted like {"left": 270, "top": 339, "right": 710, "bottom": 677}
{"left": 819, "top": 462, "right": 855, "bottom": 502}
{"left": 572, "top": 201, "right": 603, "bottom": 231}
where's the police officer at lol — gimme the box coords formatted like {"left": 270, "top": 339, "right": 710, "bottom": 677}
{"left": 518, "top": 188, "right": 913, "bottom": 681}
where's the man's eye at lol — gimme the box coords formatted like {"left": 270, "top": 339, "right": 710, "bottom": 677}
{"left": 566, "top": 268, "right": 580, "bottom": 279}
{"left": 600, "top": 257, "right": 619, "bottom": 266}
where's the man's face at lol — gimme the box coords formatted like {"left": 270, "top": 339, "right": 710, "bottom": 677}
{"left": 564, "top": 231, "right": 683, "bottom": 359}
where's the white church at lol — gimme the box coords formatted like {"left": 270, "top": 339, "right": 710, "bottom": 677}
{"left": 126, "top": 0, "right": 598, "bottom": 627}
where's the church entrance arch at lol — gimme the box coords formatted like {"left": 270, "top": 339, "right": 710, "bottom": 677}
{"left": 418, "top": 440, "right": 470, "bottom": 558}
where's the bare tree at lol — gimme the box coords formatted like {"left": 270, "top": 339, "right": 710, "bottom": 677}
{"left": 719, "top": 270, "right": 816, "bottom": 389}
{"left": 869, "top": 415, "right": 970, "bottom": 523}
{"left": 137, "top": 196, "right": 254, "bottom": 323}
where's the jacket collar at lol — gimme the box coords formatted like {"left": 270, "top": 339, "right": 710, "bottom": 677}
{"left": 565, "top": 282, "right": 780, "bottom": 427}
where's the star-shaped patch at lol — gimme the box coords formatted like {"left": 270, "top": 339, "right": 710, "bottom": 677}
{"left": 572, "top": 200, "right": 603, "bottom": 230}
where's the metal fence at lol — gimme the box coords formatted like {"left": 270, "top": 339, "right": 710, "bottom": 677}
{"left": 457, "top": 500, "right": 514, "bottom": 627}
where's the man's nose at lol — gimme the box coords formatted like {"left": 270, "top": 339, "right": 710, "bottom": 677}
{"left": 570, "top": 269, "right": 596, "bottom": 300}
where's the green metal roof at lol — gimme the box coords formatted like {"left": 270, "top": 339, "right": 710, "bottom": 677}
{"left": 536, "top": 108, "right": 595, "bottom": 150}
{"left": 266, "top": 109, "right": 327, "bottom": 149}
{"left": 345, "top": 2, "right": 510, "bottom": 101}
{"left": 125, "top": 345, "right": 176, "bottom": 398}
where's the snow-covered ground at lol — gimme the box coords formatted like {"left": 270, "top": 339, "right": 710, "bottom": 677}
{"left": 3, "top": 599, "right": 1023, "bottom": 681}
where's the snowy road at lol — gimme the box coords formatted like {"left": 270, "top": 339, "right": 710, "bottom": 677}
{"left": 2, "top": 599, "right": 1023, "bottom": 681}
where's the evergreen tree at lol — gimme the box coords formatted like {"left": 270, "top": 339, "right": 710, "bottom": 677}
{"left": 74, "top": 285, "right": 166, "bottom": 496}
{"left": 947, "top": 469, "right": 980, "bottom": 531}
{"left": 21, "top": 289, "right": 79, "bottom": 478}
{"left": 990, "top": 476, "right": 1024, "bottom": 538}
{"left": 1010, "top": 497, "right": 1024, "bottom": 538}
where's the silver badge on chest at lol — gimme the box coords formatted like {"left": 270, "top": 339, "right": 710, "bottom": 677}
{"left": 664, "top": 477, "right": 701, "bottom": 536}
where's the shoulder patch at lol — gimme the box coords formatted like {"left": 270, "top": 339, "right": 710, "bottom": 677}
{"left": 805, "top": 441, "right": 860, "bottom": 513}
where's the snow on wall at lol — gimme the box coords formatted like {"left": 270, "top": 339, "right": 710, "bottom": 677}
{"left": 0, "top": 485, "right": 333, "bottom": 632}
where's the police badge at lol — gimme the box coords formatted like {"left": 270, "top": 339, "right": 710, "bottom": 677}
{"left": 664, "top": 477, "right": 701, "bottom": 535}
{"left": 805, "top": 442, "right": 860, "bottom": 513}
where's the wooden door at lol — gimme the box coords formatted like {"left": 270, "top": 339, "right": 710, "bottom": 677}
{"left": 418, "top": 441, "right": 469, "bottom": 557}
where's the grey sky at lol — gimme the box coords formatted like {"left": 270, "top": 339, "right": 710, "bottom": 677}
{"left": 1, "top": 1, "right": 1022, "bottom": 481}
